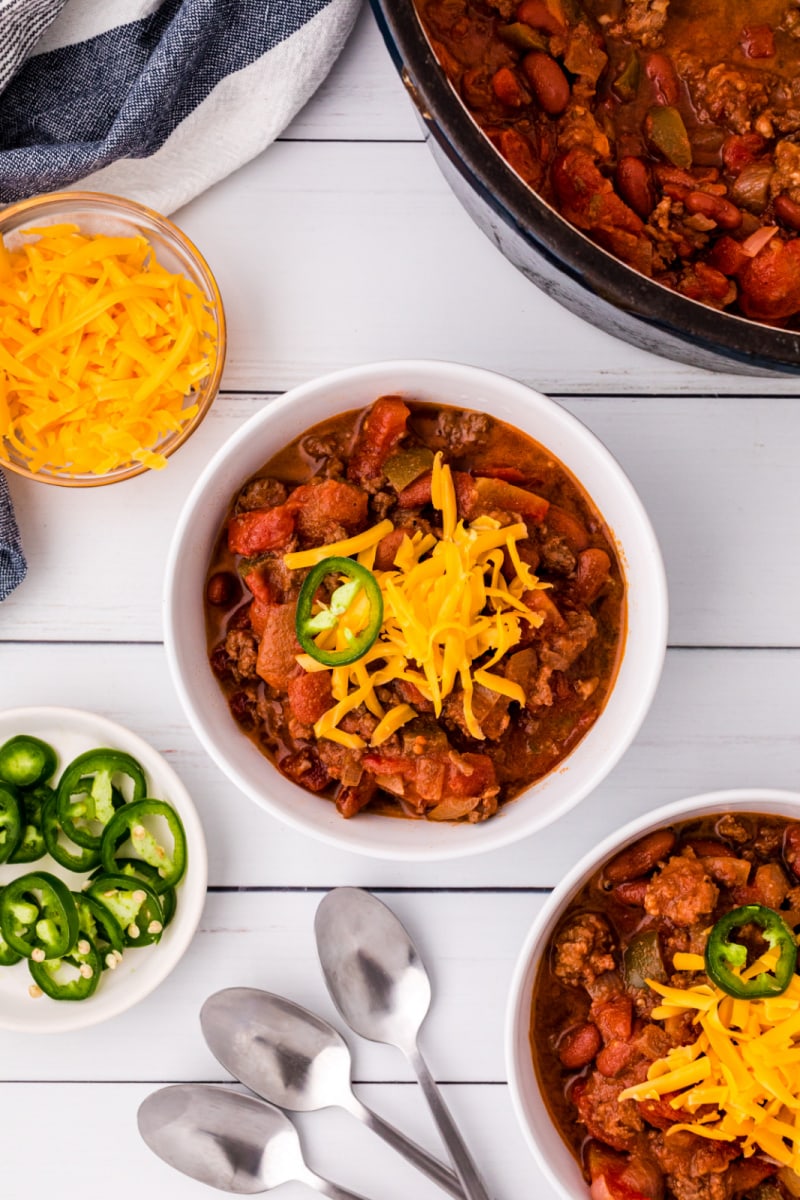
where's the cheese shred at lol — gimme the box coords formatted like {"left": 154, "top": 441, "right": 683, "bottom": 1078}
{"left": 619, "top": 942, "right": 800, "bottom": 1172}
{"left": 0, "top": 224, "right": 217, "bottom": 475}
{"left": 292, "top": 453, "right": 548, "bottom": 748}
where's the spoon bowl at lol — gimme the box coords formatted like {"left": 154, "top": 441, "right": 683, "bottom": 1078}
{"left": 200, "top": 986, "right": 461, "bottom": 1197}
{"left": 201, "top": 989, "right": 354, "bottom": 1112}
{"left": 138, "top": 1084, "right": 306, "bottom": 1194}
{"left": 315, "top": 889, "right": 494, "bottom": 1200}
{"left": 315, "top": 887, "right": 431, "bottom": 1049}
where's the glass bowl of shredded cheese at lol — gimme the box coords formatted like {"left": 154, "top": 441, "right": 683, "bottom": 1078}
{"left": 0, "top": 191, "right": 225, "bottom": 486}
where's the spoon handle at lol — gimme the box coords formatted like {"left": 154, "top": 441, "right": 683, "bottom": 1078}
{"left": 300, "top": 1165, "right": 377, "bottom": 1200}
{"left": 346, "top": 1092, "right": 463, "bottom": 1198}
{"left": 405, "top": 1045, "right": 494, "bottom": 1200}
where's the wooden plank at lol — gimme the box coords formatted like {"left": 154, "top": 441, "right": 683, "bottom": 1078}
{"left": 172, "top": 140, "right": 800, "bottom": 395}
{"left": 0, "top": 1081, "right": 548, "bottom": 1200}
{"left": 4, "top": 395, "right": 799, "bottom": 647}
{"left": 0, "top": 891, "right": 541, "bottom": 1082}
{"left": 284, "top": 6, "right": 424, "bottom": 142}
{"left": 0, "top": 645, "right": 796, "bottom": 889}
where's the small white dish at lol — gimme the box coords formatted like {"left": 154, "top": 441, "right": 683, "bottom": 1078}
{"left": 505, "top": 787, "right": 800, "bottom": 1200}
{"left": 0, "top": 706, "right": 207, "bottom": 1033}
{"left": 165, "top": 359, "right": 667, "bottom": 860}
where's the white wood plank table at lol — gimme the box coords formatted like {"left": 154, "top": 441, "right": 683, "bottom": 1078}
{"left": 2, "top": 8, "right": 799, "bottom": 1198}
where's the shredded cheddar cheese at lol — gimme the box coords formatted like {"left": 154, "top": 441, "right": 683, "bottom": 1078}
{"left": 619, "top": 940, "right": 800, "bottom": 1171}
{"left": 0, "top": 224, "right": 217, "bottom": 475}
{"left": 289, "top": 453, "right": 548, "bottom": 747}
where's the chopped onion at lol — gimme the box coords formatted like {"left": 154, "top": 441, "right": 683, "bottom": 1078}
{"left": 741, "top": 225, "right": 780, "bottom": 257}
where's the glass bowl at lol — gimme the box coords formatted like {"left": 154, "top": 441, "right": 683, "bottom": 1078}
{"left": 0, "top": 191, "right": 226, "bottom": 487}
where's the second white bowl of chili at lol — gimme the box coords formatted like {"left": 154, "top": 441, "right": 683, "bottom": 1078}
{"left": 164, "top": 359, "right": 667, "bottom": 859}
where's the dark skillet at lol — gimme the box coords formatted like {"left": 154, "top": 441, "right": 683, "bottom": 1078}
{"left": 371, "top": 0, "right": 800, "bottom": 376}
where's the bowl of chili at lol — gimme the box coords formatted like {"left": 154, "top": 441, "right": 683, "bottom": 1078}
{"left": 506, "top": 788, "right": 800, "bottom": 1200}
{"left": 0, "top": 191, "right": 225, "bottom": 486}
{"left": 372, "top": 0, "right": 800, "bottom": 375}
{"left": 165, "top": 358, "right": 667, "bottom": 860}
{"left": 0, "top": 706, "right": 207, "bottom": 1032}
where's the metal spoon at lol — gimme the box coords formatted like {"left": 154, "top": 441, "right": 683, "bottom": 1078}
{"left": 200, "top": 987, "right": 461, "bottom": 1199}
{"left": 138, "top": 1082, "right": 373, "bottom": 1200}
{"left": 315, "top": 888, "right": 494, "bottom": 1200}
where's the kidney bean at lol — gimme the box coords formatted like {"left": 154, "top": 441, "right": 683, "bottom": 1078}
{"left": 603, "top": 830, "right": 677, "bottom": 885}
{"left": 616, "top": 156, "right": 654, "bottom": 219}
{"left": 684, "top": 191, "right": 743, "bottom": 230}
{"left": 612, "top": 879, "right": 649, "bottom": 906}
{"left": 492, "top": 66, "right": 527, "bottom": 108}
{"left": 596, "top": 1040, "right": 637, "bottom": 1078}
{"left": 774, "top": 193, "right": 800, "bottom": 231}
{"left": 206, "top": 571, "right": 237, "bottom": 606}
{"left": 684, "top": 838, "right": 736, "bottom": 858}
{"left": 645, "top": 52, "right": 680, "bottom": 106}
{"left": 784, "top": 824, "right": 800, "bottom": 879}
{"left": 516, "top": 0, "right": 564, "bottom": 35}
{"left": 593, "top": 995, "right": 633, "bottom": 1043}
{"left": 522, "top": 52, "right": 570, "bottom": 115}
{"left": 558, "top": 1022, "right": 602, "bottom": 1069}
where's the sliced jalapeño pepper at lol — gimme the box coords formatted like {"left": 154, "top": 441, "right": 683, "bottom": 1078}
{"left": 42, "top": 793, "right": 101, "bottom": 873}
{"left": 85, "top": 874, "right": 164, "bottom": 947}
{"left": 0, "top": 735, "right": 57, "bottom": 788}
{"left": 0, "top": 871, "right": 79, "bottom": 960}
{"left": 29, "top": 935, "right": 101, "bottom": 1001}
{"left": 10, "top": 782, "right": 51, "bottom": 864}
{"left": 295, "top": 556, "right": 383, "bottom": 667}
{"left": 90, "top": 857, "right": 177, "bottom": 926}
{"left": 74, "top": 894, "right": 125, "bottom": 969}
{"left": 0, "top": 782, "right": 22, "bottom": 865}
{"left": 0, "top": 889, "right": 22, "bottom": 966}
{"left": 705, "top": 904, "right": 798, "bottom": 999}
{"left": 100, "top": 799, "right": 187, "bottom": 891}
{"left": 57, "top": 749, "right": 146, "bottom": 849}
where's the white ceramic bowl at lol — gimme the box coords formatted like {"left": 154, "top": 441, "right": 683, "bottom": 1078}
{"left": 164, "top": 359, "right": 667, "bottom": 860}
{"left": 506, "top": 787, "right": 800, "bottom": 1200}
{"left": 0, "top": 706, "right": 207, "bottom": 1033}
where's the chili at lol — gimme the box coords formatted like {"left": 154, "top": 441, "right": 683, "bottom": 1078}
{"left": 705, "top": 903, "right": 798, "bottom": 999}
{"left": 295, "top": 556, "right": 383, "bottom": 667}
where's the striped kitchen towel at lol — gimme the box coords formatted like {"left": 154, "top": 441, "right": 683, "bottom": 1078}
{"left": 0, "top": 473, "right": 26, "bottom": 602}
{"left": 0, "top": 0, "right": 361, "bottom": 214}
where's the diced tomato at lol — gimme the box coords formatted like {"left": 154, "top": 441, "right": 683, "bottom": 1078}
{"left": 347, "top": 396, "right": 410, "bottom": 484}
{"left": 249, "top": 598, "right": 272, "bottom": 639}
{"left": 228, "top": 505, "right": 296, "bottom": 556}
{"left": 708, "top": 235, "right": 748, "bottom": 277}
{"left": 255, "top": 603, "right": 301, "bottom": 690}
{"left": 287, "top": 671, "right": 334, "bottom": 725}
{"left": 286, "top": 479, "right": 368, "bottom": 541}
{"left": 721, "top": 132, "right": 767, "bottom": 174}
{"left": 243, "top": 569, "right": 274, "bottom": 605}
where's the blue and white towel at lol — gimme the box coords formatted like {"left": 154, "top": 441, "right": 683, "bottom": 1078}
{"left": 0, "top": 0, "right": 361, "bottom": 214}
{"left": 0, "top": 473, "right": 25, "bottom": 602}
{"left": 0, "top": 0, "right": 360, "bottom": 599}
